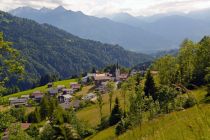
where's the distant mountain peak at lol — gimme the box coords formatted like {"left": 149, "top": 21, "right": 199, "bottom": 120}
{"left": 10, "top": 6, "right": 37, "bottom": 15}
{"left": 53, "top": 6, "right": 66, "bottom": 12}
{"left": 40, "top": 7, "right": 51, "bottom": 12}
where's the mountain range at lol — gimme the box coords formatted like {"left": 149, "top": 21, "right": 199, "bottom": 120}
{"left": 10, "top": 6, "right": 210, "bottom": 53}
{"left": 0, "top": 11, "right": 152, "bottom": 91}
{"left": 109, "top": 10, "right": 210, "bottom": 45}
{"left": 10, "top": 6, "right": 174, "bottom": 52}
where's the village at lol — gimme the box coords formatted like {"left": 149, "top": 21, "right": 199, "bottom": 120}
{"left": 7, "top": 66, "right": 135, "bottom": 110}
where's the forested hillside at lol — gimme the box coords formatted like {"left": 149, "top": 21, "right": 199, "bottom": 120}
{"left": 0, "top": 11, "right": 152, "bottom": 92}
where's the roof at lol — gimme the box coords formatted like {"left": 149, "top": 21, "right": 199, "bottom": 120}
{"left": 48, "top": 89, "right": 58, "bottom": 94}
{"left": 71, "top": 84, "right": 81, "bottom": 89}
{"left": 31, "top": 91, "right": 43, "bottom": 98}
{"left": 21, "top": 123, "right": 31, "bottom": 130}
{"left": 9, "top": 97, "right": 18, "bottom": 101}
{"left": 151, "top": 71, "right": 158, "bottom": 75}
{"left": 87, "top": 93, "right": 95, "bottom": 97}
{"left": 94, "top": 75, "right": 111, "bottom": 81}
{"left": 62, "top": 94, "right": 72, "bottom": 99}
{"left": 119, "top": 74, "right": 128, "bottom": 79}
{"left": 71, "top": 100, "right": 80, "bottom": 108}
{"left": 60, "top": 103, "right": 70, "bottom": 109}
{"left": 62, "top": 88, "right": 71, "bottom": 92}
{"left": 57, "top": 85, "right": 65, "bottom": 88}
{"left": 10, "top": 98, "right": 27, "bottom": 104}
{"left": 21, "top": 95, "right": 30, "bottom": 98}
{"left": 48, "top": 82, "right": 53, "bottom": 85}
{"left": 70, "top": 82, "right": 78, "bottom": 85}
{"left": 82, "top": 93, "right": 96, "bottom": 100}
{"left": 32, "top": 91, "right": 42, "bottom": 95}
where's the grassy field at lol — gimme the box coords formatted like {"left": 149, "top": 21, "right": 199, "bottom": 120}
{"left": 77, "top": 90, "right": 128, "bottom": 128}
{"left": 1, "top": 78, "right": 77, "bottom": 100}
{"left": 87, "top": 87, "right": 210, "bottom": 140}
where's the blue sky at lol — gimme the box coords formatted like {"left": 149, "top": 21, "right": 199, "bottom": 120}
{"left": 1, "top": 0, "right": 210, "bottom": 16}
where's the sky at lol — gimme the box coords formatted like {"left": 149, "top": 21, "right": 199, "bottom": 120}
{"left": 1, "top": 0, "right": 210, "bottom": 16}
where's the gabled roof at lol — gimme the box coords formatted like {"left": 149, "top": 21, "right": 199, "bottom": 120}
{"left": 31, "top": 91, "right": 43, "bottom": 98}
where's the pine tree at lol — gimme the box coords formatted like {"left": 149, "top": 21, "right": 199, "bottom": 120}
{"left": 107, "top": 81, "right": 115, "bottom": 114}
{"left": 109, "top": 97, "right": 122, "bottom": 126}
{"left": 96, "top": 90, "right": 103, "bottom": 124}
{"left": 40, "top": 96, "right": 50, "bottom": 120}
{"left": 144, "top": 70, "right": 156, "bottom": 100}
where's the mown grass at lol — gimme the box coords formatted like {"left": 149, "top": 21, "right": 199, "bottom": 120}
{"left": 87, "top": 87, "right": 210, "bottom": 140}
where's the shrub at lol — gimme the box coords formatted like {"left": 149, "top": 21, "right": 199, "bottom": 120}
{"left": 186, "top": 84, "right": 198, "bottom": 90}
{"left": 183, "top": 96, "right": 197, "bottom": 109}
{"left": 26, "top": 124, "right": 39, "bottom": 138}
{"left": 115, "top": 118, "right": 130, "bottom": 136}
{"left": 97, "top": 117, "right": 110, "bottom": 131}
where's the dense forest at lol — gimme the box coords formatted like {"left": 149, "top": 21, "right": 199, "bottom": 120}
{"left": 0, "top": 11, "right": 152, "bottom": 94}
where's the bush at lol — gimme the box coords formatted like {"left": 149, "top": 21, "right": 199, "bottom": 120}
{"left": 26, "top": 124, "right": 39, "bottom": 138}
{"left": 204, "top": 96, "right": 210, "bottom": 103}
{"left": 39, "top": 124, "right": 55, "bottom": 140}
{"left": 97, "top": 117, "right": 110, "bottom": 131}
{"left": 115, "top": 118, "right": 130, "bottom": 136}
{"left": 10, "top": 107, "right": 26, "bottom": 122}
{"left": 183, "top": 96, "right": 197, "bottom": 109}
{"left": 186, "top": 84, "right": 198, "bottom": 90}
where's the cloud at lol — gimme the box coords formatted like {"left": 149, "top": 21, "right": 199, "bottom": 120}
{"left": 1, "top": 0, "right": 210, "bottom": 16}
{"left": 136, "top": 0, "right": 210, "bottom": 16}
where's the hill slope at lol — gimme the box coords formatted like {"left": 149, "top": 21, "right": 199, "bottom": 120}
{"left": 0, "top": 11, "right": 152, "bottom": 89}
{"left": 10, "top": 6, "right": 174, "bottom": 52}
{"left": 87, "top": 87, "right": 210, "bottom": 140}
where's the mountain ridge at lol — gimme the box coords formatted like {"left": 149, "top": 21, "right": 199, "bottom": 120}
{"left": 10, "top": 6, "right": 174, "bottom": 52}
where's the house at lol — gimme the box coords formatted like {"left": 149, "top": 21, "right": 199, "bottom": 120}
{"left": 82, "top": 76, "right": 88, "bottom": 83}
{"left": 47, "top": 83, "right": 53, "bottom": 88}
{"left": 87, "top": 73, "right": 96, "bottom": 77}
{"left": 62, "top": 88, "right": 74, "bottom": 95}
{"left": 10, "top": 98, "right": 28, "bottom": 107}
{"left": 82, "top": 93, "right": 96, "bottom": 101}
{"left": 30, "top": 91, "right": 44, "bottom": 103}
{"left": 21, "top": 95, "right": 30, "bottom": 100}
{"left": 48, "top": 88, "right": 58, "bottom": 96}
{"left": 151, "top": 71, "right": 158, "bottom": 75}
{"left": 21, "top": 123, "right": 31, "bottom": 130}
{"left": 8, "top": 97, "right": 18, "bottom": 101}
{"left": 59, "top": 102, "right": 70, "bottom": 110}
{"left": 130, "top": 69, "right": 137, "bottom": 76}
{"left": 94, "top": 73, "right": 111, "bottom": 86}
{"left": 70, "top": 100, "right": 80, "bottom": 110}
{"left": 70, "top": 83, "right": 81, "bottom": 91}
{"left": 57, "top": 85, "right": 66, "bottom": 92}
{"left": 58, "top": 94, "right": 72, "bottom": 103}
{"left": 95, "top": 85, "right": 108, "bottom": 94}
{"left": 118, "top": 74, "right": 128, "bottom": 81}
